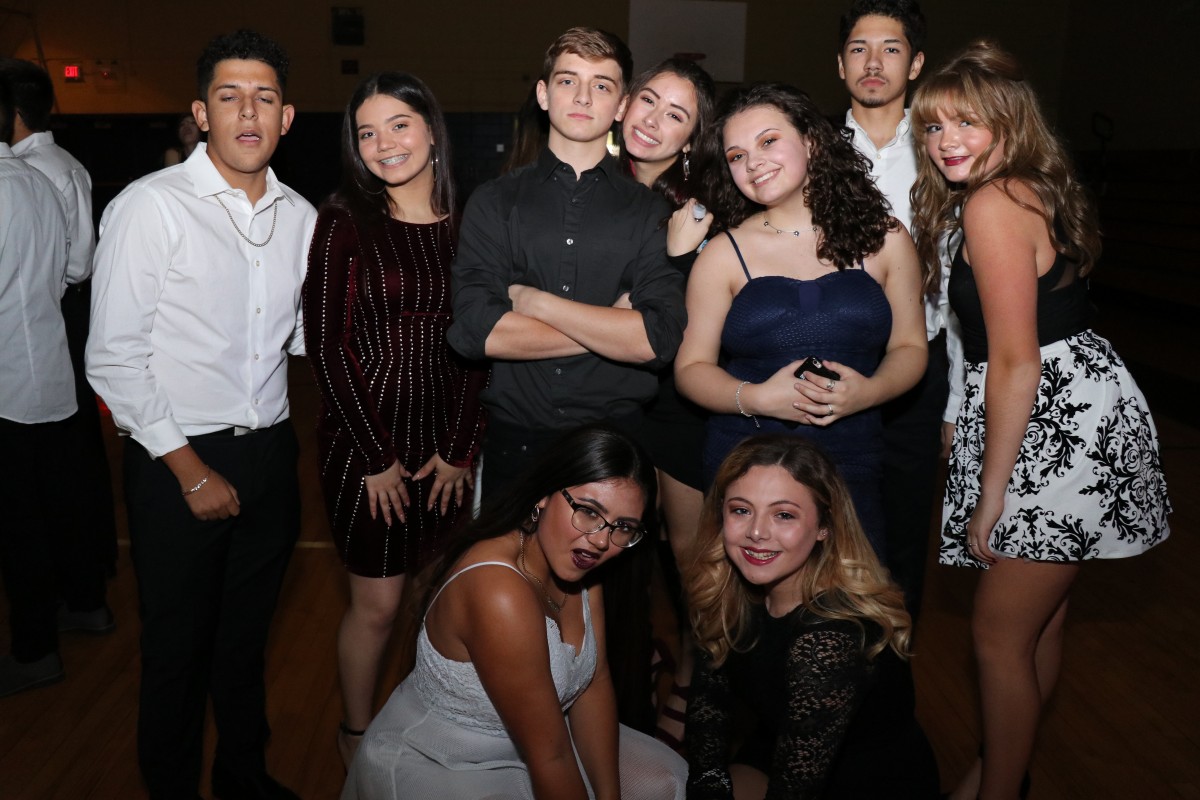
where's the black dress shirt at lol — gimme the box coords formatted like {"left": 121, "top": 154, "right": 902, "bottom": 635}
{"left": 448, "top": 148, "right": 685, "bottom": 429}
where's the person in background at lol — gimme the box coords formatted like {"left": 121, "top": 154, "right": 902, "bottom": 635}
{"left": 87, "top": 30, "right": 316, "bottom": 800}
{"left": 0, "top": 77, "right": 74, "bottom": 698}
{"left": 303, "top": 70, "right": 487, "bottom": 769}
{"left": 911, "top": 41, "right": 1171, "bottom": 799}
{"left": 619, "top": 55, "right": 716, "bottom": 748}
{"left": 0, "top": 56, "right": 115, "bottom": 633}
{"left": 836, "top": 0, "right": 962, "bottom": 621}
{"left": 683, "top": 434, "right": 938, "bottom": 798}
{"left": 164, "top": 112, "right": 202, "bottom": 166}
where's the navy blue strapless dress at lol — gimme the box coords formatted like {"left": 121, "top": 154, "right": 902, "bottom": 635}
{"left": 703, "top": 234, "right": 892, "bottom": 551}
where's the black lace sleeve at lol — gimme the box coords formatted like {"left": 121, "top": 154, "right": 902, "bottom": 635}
{"left": 685, "top": 650, "right": 735, "bottom": 799}
{"left": 765, "top": 623, "right": 875, "bottom": 800}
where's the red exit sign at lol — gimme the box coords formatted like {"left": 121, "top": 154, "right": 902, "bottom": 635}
{"left": 64, "top": 64, "right": 82, "bottom": 82}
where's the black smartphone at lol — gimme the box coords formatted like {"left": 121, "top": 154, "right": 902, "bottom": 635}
{"left": 793, "top": 356, "right": 841, "bottom": 382}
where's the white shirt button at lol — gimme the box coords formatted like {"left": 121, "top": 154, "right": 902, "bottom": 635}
{"left": 566, "top": 238, "right": 574, "bottom": 246}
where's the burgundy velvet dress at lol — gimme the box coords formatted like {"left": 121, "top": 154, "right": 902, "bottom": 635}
{"left": 304, "top": 207, "right": 487, "bottom": 577}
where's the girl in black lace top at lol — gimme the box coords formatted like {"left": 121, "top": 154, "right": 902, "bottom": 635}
{"left": 682, "top": 435, "right": 938, "bottom": 798}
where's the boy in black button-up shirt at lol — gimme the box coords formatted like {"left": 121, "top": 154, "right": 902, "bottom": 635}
{"left": 449, "top": 27, "right": 686, "bottom": 495}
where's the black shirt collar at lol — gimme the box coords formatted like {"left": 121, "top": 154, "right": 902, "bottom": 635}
{"left": 535, "top": 146, "right": 620, "bottom": 183}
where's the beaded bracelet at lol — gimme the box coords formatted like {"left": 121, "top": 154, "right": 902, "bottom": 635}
{"left": 735, "top": 381, "right": 760, "bottom": 429}
{"left": 183, "top": 467, "right": 211, "bottom": 496}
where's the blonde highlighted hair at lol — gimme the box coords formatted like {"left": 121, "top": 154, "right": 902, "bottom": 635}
{"left": 683, "top": 435, "right": 911, "bottom": 668}
{"left": 910, "top": 40, "right": 1101, "bottom": 291}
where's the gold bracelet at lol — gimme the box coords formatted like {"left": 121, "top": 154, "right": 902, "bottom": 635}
{"left": 183, "top": 467, "right": 211, "bottom": 496}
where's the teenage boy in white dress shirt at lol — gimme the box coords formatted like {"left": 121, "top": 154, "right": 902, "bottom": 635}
{"left": 0, "top": 56, "right": 116, "bottom": 635}
{"left": 86, "top": 30, "right": 315, "bottom": 800}
{"left": 838, "top": 0, "right": 962, "bottom": 621}
{"left": 0, "top": 79, "right": 73, "bottom": 698}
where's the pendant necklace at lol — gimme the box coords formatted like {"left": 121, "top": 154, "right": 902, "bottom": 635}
{"left": 763, "top": 216, "right": 818, "bottom": 236}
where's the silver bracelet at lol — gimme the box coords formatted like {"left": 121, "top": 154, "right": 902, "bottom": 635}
{"left": 735, "top": 381, "right": 760, "bottom": 429}
{"left": 183, "top": 467, "right": 211, "bottom": 496}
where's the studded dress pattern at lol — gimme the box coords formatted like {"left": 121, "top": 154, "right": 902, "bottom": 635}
{"left": 304, "top": 209, "right": 487, "bottom": 577}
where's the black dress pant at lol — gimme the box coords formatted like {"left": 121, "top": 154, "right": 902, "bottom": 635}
{"left": 124, "top": 422, "right": 299, "bottom": 800}
{"left": 0, "top": 416, "right": 74, "bottom": 661}
{"left": 881, "top": 331, "right": 950, "bottom": 623}
{"left": 61, "top": 279, "right": 119, "bottom": 584}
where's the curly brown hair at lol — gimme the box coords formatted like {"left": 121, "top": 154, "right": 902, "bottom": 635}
{"left": 910, "top": 40, "right": 1101, "bottom": 288}
{"left": 695, "top": 83, "right": 897, "bottom": 269}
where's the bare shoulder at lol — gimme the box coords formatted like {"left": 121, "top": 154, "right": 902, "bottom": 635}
{"left": 963, "top": 180, "right": 1044, "bottom": 228}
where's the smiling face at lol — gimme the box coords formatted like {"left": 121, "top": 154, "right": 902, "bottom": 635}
{"left": 923, "top": 108, "right": 1000, "bottom": 183}
{"left": 722, "top": 104, "right": 811, "bottom": 208}
{"left": 537, "top": 52, "right": 627, "bottom": 148}
{"left": 721, "top": 465, "right": 828, "bottom": 600}
{"left": 192, "top": 58, "right": 292, "bottom": 195}
{"left": 355, "top": 94, "right": 434, "bottom": 188}
{"left": 534, "top": 478, "right": 645, "bottom": 582}
{"left": 838, "top": 14, "right": 923, "bottom": 112}
{"left": 622, "top": 71, "right": 699, "bottom": 166}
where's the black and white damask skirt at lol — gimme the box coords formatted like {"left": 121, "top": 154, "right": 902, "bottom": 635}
{"left": 941, "top": 330, "right": 1171, "bottom": 568}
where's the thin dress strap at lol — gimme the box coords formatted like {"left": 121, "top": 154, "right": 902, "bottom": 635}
{"left": 424, "top": 561, "right": 524, "bottom": 621}
{"left": 724, "top": 230, "right": 753, "bottom": 281}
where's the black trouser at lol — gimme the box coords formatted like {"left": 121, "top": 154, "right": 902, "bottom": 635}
{"left": 881, "top": 330, "right": 950, "bottom": 624}
{"left": 125, "top": 422, "right": 299, "bottom": 799}
{"left": 0, "top": 416, "right": 75, "bottom": 661}
{"left": 61, "top": 279, "right": 119, "bottom": 582}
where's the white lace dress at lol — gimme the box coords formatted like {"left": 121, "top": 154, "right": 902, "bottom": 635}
{"left": 342, "top": 561, "right": 687, "bottom": 800}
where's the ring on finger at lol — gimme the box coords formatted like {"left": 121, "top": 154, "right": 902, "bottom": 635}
{"left": 825, "top": 379, "right": 834, "bottom": 391}
{"left": 826, "top": 404, "right": 834, "bottom": 417}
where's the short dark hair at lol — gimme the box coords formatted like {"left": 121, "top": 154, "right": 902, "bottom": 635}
{"left": 0, "top": 58, "right": 54, "bottom": 132}
{"left": 0, "top": 78, "right": 14, "bottom": 144}
{"left": 838, "top": 0, "right": 926, "bottom": 56}
{"left": 329, "top": 71, "right": 456, "bottom": 227}
{"left": 541, "top": 27, "right": 632, "bottom": 89}
{"left": 196, "top": 29, "right": 290, "bottom": 99}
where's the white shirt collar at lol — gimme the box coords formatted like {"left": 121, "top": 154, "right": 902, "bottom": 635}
{"left": 185, "top": 142, "right": 296, "bottom": 207}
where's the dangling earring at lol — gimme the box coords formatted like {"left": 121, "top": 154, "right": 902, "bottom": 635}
{"left": 530, "top": 505, "right": 541, "bottom": 523}
{"left": 682, "top": 151, "right": 691, "bottom": 181}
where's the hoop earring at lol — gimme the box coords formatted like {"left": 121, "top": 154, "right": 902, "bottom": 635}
{"left": 682, "top": 151, "right": 691, "bottom": 181}
{"left": 530, "top": 505, "right": 540, "bottom": 523}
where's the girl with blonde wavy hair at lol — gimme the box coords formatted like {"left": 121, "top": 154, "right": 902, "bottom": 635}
{"left": 682, "top": 434, "right": 938, "bottom": 799}
{"left": 911, "top": 41, "right": 1170, "bottom": 800}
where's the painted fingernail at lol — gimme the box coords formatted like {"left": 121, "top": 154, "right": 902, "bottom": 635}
{"left": 692, "top": 203, "right": 707, "bottom": 220}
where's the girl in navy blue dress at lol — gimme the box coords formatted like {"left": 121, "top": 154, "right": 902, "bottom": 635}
{"left": 675, "top": 83, "right": 928, "bottom": 553}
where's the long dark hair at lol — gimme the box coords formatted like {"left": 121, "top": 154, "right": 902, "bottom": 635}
{"left": 421, "top": 424, "right": 658, "bottom": 612}
{"left": 327, "top": 71, "right": 455, "bottom": 228}
{"left": 619, "top": 58, "right": 717, "bottom": 208}
{"left": 696, "top": 83, "right": 896, "bottom": 268}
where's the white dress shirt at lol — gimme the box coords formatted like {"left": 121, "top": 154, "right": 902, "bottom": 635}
{"left": 846, "top": 109, "right": 965, "bottom": 422}
{"left": 0, "top": 143, "right": 74, "bottom": 423}
{"left": 12, "top": 131, "right": 94, "bottom": 288}
{"left": 86, "top": 143, "right": 317, "bottom": 458}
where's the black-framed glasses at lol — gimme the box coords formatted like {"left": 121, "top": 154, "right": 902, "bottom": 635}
{"left": 560, "top": 489, "right": 645, "bottom": 548}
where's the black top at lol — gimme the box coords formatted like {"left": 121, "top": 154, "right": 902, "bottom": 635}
{"left": 948, "top": 240, "right": 1092, "bottom": 363}
{"left": 687, "top": 604, "right": 939, "bottom": 799}
{"left": 446, "top": 148, "right": 686, "bottom": 429}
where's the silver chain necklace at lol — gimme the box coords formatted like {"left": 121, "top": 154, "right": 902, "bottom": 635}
{"left": 763, "top": 216, "right": 818, "bottom": 236}
{"left": 518, "top": 532, "right": 566, "bottom": 613}
{"left": 215, "top": 194, "right": 279, "bottom": 248}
